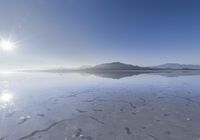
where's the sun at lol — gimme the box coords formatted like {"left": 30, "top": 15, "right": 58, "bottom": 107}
{"left": 0, "top": 39, "right": 16, "bottom": 51}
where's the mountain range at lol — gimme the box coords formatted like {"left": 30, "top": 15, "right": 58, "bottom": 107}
{"left": 27, "top": 62, "right": 200, "bottom": 73}
{"left": 83, "top": 62, "right": 200, "bottom": 71}
{"left": 86, "top": 62, "right": 153, "bottom": 71}
{"left": 153, "top": 63, "right": 200, "bottom": 70}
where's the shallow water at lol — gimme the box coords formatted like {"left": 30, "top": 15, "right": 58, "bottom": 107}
{"left": 0, "top": 72, "right": 200, "bottom": 140}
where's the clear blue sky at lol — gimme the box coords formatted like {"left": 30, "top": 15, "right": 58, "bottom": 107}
{"left": 0, "top": 0, "right": 200, "bottom": 70}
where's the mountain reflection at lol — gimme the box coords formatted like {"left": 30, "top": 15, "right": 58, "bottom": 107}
{"left": 84, "top": 70, "right": 200, "bottom": 79}
{"left": 89, "top": 71, "right": 146, "bottom": 79}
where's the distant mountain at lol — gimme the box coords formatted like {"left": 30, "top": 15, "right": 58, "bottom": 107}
{"left": 25, "top": 62, "right": 200, "bottom": 73}
{"left": 154, "top": 63, "right": 200, "bottom": 70}
{"left": 87, "top": 62, "right": 151, "bottom": 71}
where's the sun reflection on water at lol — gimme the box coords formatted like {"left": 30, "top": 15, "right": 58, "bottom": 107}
{"left": 0, "top": 92, "right": 13, "bottom": 102}
{"left": 0, "top": 90, "right": 14, "bottom": 105}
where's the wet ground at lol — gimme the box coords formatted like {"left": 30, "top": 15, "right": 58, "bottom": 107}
{"left": 0, "top": 72, "right": 200, "bottom": 140}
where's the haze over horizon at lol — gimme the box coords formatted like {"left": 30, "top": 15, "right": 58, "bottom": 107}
{"left": 1, "top": 0, "right": 200, "bottom": 71}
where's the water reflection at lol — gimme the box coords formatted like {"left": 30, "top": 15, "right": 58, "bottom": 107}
{"left": 0, "top": 90, "right": 13, "bottom": 103}
{"left": 90, "top": 71, "right": 146, "bottom": 79}
{"left": 46, "top": 70, "right": 200, "bottom": 79}
{"left": 0, "top": 89, "right": 14, "bottom": 110}
{"left": 84, "top": 70, "right": 200, "bottom": 79}
{"left": 0, "top": 72, "right": 200, "bottom": 140}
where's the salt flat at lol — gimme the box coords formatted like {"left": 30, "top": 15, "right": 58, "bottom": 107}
{"left": 0, "top": 72, "right": 200, "bottom": 140}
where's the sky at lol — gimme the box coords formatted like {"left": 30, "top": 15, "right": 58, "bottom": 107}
{"left": 0, "top": 0, "right": 200, "bottom": 70}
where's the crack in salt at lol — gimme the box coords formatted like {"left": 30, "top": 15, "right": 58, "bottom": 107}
{"left": 88, "top": 116, "right": 104, "bottom": 124}
{"left": 148, "top": 134, "right": 159, "bottom": 140}
{"left": 17, "top": 119, "right": 73, "bottom": 140}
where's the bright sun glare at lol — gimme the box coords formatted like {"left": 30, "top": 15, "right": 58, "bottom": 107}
{"left": 0, "top": 39, "right": 16, "bottom": 51}
{"left": 0, "top": 92, "right": 13, "bottom": 102}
